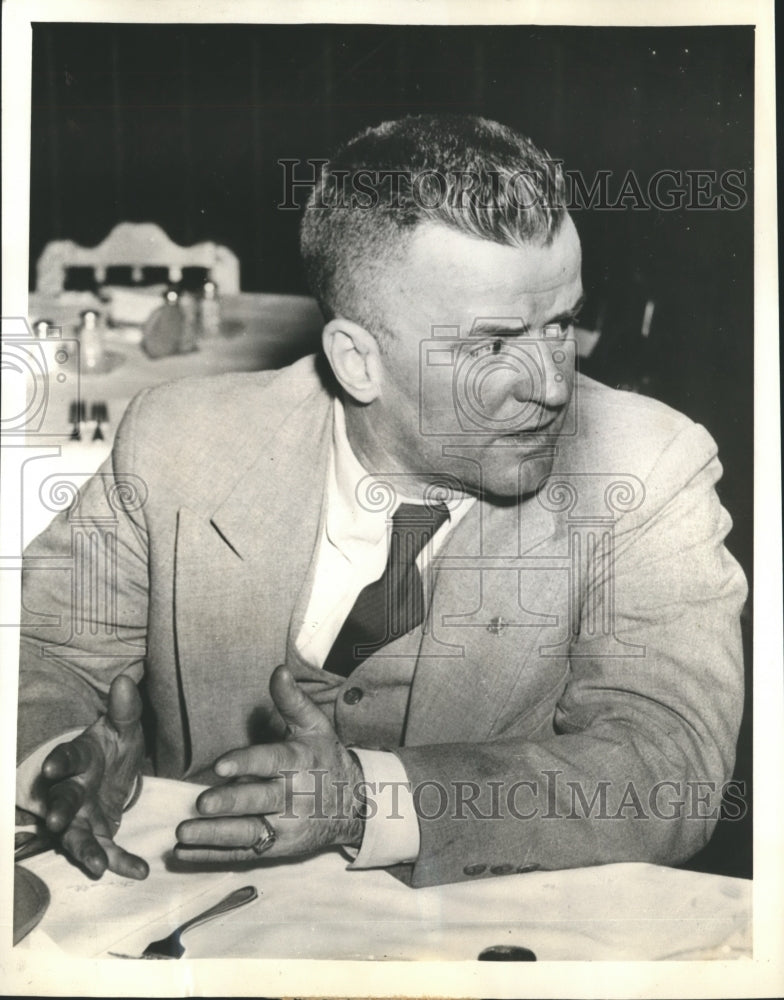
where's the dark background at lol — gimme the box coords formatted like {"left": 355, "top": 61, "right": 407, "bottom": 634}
{"left": 29, "top": 22, "right": 754, "bottom": 878}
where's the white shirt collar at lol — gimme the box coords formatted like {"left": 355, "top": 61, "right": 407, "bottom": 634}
{"left": 326, "top": 398, "right": 473, "bottom": 560}
{"left": 327, "top": 398, "right": 389, "bottom": 552}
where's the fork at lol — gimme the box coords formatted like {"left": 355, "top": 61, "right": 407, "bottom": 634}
{"left": 14, "top": 828, "right": 54, "bottom": 862}
{"left": 91, "top": 400, "right": 109, "bottom": 441}
{"left": 117, "top": 884, "right": 258, "bottom": 959}
{"left": 68, "top": 399, "right": 86, "bottom": 440}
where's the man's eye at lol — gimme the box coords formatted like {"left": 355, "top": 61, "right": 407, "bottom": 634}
{"left": 468, "top": 339, "right": 505, "bottom": 358}
{"left": 561, "top": 309, "right": 583, "bottom": 331}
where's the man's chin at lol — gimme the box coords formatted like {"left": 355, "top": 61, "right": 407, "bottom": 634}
{"left": 476, "top": 449, "right": 557, "bottom": 502}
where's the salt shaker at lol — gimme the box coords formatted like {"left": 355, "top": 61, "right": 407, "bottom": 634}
{"left": 33, "top": 319, "right": 54, "bottom": 339}
{"left": 200, "top": 279, "right": 222, "bottom": 338}
{"left": 78, "top": 309, "right": 106, "bottom": 373}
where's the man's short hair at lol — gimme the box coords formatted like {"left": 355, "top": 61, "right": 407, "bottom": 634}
{"left": 299, "top": 114, "right": 566, "bottom": 344}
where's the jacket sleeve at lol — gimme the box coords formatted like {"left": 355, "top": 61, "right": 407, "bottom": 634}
{"left": 395, "top": 423, "right": 747, "bottom": 887}
{"left": 16, "top": 390, "right": 152, "bottom": 765}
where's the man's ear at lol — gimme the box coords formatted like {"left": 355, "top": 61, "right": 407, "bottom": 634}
{"left": 322, "top": 318, "right": 382, "bottom": 404}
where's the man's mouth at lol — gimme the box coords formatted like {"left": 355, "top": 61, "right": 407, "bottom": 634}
{"left": 503, "top": 411, "right": 561, "bottom": 436}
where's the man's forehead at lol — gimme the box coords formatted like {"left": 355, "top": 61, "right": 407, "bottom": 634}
{"left": 402, "top": 220, "right": 580, "bottom": 289}
{"left": 379, "top": 219, "right": 582, "bottom": 327}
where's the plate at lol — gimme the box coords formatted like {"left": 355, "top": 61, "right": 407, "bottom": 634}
{"left": 14, "top": 865, "right": 51, "bottom": 945}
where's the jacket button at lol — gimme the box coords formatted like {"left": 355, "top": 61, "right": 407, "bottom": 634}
{"left": 490, "top": 863, "right": 514, "bottom": 875}
{"left": 463, "top": 863, "right": 486, "bottom": 876}
{"left": 343, "top": 687, "right": 364, "bottom": 705}
{"left": 516, "top": 863, "right": 541, "bottom": 874}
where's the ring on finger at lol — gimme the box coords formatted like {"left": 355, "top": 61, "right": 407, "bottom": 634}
{"left": 250, "top": 815, "right": 276, "bottom": 856}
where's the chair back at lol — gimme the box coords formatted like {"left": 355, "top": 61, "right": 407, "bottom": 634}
{"left": 36, "top": 222, "right": 240, "bottom": 294}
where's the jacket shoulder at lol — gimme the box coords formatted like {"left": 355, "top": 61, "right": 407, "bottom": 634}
{"left": 111, "top": 354, "right": 332, "bottom": 502}
{"left": 568, "top": 375, "right": 716, "bottom": 476}
{"left": 124, "top": 353, "right": 327, "bottom": 433}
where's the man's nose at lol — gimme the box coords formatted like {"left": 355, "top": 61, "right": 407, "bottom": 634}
{"left": 510, "top": 343, "right": 572, "bottom": 408}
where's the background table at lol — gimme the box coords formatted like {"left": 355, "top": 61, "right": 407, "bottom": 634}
{"left": 17, "top": 777, "right": 751, "bottom": 962}
{"left": 26, "top": 290, "right": 324, "bottom": 437}
{"left": 15, "top": 292, "right": 323, "bottom": 546}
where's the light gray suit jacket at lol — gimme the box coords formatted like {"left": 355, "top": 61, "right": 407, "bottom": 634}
{"left": 18, "top": 354, "right": 746, "bottom": 887}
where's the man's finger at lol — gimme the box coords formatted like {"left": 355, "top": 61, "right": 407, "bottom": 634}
{"left": 45, "top": 779, "right": 85, "bottom": 833}
{"left": 214, "top": 741, "right": 295, "bottom": 779}
{"left": 100, "top": 837, "right": 149, "bottom": 880}
{"left": 42, "top": 738, "right": 94, "bottom": 782}
{"left": 197, "top": 779, "right": 284, "bottom": 817}
{"left": 106, "top": 674, "right": 142, "bottom": 738}
{"left": 176, "top": 815, "right": 270, "bottom": 849}
{"left": 269, "top": 665, "right": 332, "bottom": 738}
{"left": 173, "top": 844, "right": 275, "bottom": 866}
{"left": 61, "top": 821, "right": 108, "bottom": 877}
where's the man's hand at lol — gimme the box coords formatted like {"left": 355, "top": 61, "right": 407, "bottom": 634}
{"left": 41, "top": 674, "right": 148, "bottom": 880}
{"left": 174, "top": 665, "right": 364, "bottom": 864}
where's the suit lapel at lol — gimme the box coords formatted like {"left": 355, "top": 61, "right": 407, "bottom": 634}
{"left": 173, "top": 386, "right": 333, "bottom": 773}
{"left": 405, "top": 491, "right": 561, "bottom": 745}
{"left": 208, "top": 387, "right": 332, "bottom": 564}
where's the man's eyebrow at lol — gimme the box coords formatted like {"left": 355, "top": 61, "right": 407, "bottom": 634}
{"left": 469, "top": 294, "right": 586, "bottom": 337}
{"left": 470, "top": 318, "right": 530, "bottom": 336}
{"left": 547, "top": 292, "right": 586, "bottom": 327}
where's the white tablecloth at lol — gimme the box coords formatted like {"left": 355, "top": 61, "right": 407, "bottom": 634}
{"left": 18, "top": 777, "right": 751, "bottom": 962}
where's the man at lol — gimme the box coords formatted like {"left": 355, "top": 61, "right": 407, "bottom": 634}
{"left": 17, "top": 115, "right": 746, "bottom": 888}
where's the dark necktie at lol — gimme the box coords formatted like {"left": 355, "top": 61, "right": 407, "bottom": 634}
{"left": 322, "top": 502, "right": 450, "bottom": 677}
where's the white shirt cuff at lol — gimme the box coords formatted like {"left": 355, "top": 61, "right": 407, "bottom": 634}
{"left": 16, "top": 730, "right": 85, "bottom": 816}
{"left": 345, "top": 748, "right": 420, "bottom": 868}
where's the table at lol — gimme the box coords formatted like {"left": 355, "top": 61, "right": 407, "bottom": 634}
{"left": 13, "top": 292, "right": 323, "bottom": 547}
{"left": 26, "top": 290, "right": 324, "bottom": 439}
{"left": 16, "top": 777, "right": 751, "bottom": 962}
